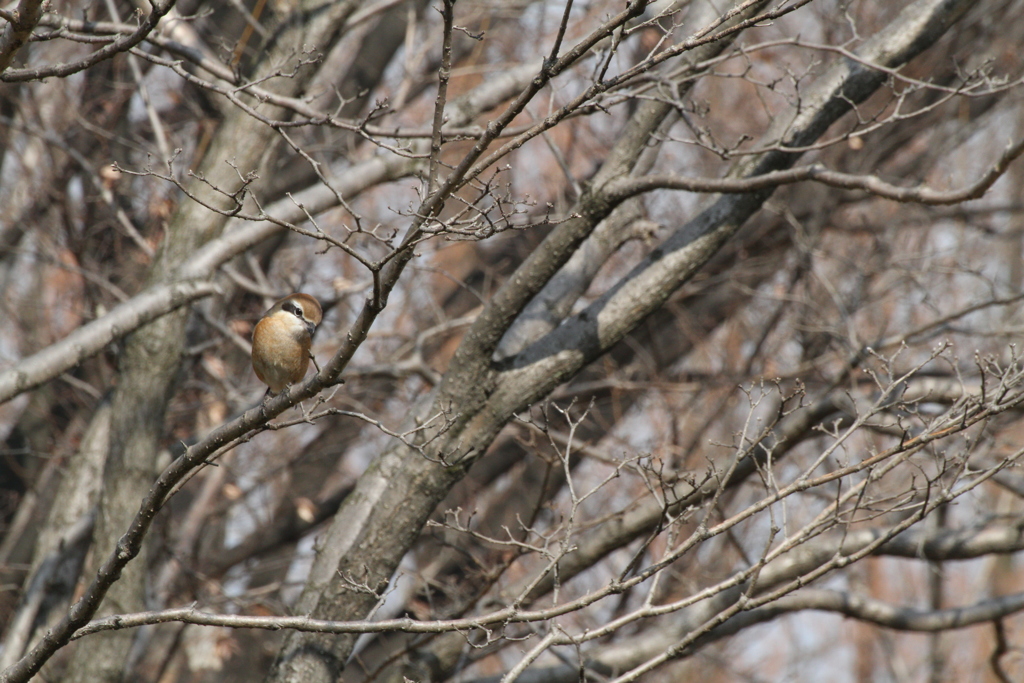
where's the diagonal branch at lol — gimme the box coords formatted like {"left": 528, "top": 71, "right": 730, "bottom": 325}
{"left": 1, "top": 0, "right": 175, "bottom": 82}
{"left": 0, "top": 280, "right": 221, "bottom": 403}
{"left": 0, "top": 0, "right": 43, "bottom": 73}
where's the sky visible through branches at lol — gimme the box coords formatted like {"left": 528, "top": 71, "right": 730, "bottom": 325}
{"left": 2, "top": 1, "right": 1024, "bottom": 682}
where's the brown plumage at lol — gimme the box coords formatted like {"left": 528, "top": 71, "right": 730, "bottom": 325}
{"left": 251, "top": 293, "right": 323, "bottom": 395}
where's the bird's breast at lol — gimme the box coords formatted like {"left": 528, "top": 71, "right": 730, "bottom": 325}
{"left": 252, "top": 315, "right": 311, "bottom": 393}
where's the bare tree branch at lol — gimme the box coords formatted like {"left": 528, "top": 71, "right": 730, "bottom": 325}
{"left": 0, "top": 0, "right": 175, "bottom": 82}
{"left": 0, "top": 0, "right": 43, "bottom": 73}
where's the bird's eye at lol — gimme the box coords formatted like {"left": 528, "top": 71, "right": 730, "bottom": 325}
{"left": 283, "top": 301, "right": 302, "bottom": 317}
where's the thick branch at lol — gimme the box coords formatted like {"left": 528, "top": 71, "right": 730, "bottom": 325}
{"left": 0, "top": 280, "right": 220, "bottom": 403}
{"left": 263, "top": 3, "right": 978, "bottom": 681}
{"left": 0, "top": 0, "right": 43, "bottom": 72}
{"left": 0, "top": 0, "right": 174, "bottom": 82}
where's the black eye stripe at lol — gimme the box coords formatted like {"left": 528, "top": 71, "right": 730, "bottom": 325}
{"left": 283, "top": 301, "right": 303, "bottom": 317}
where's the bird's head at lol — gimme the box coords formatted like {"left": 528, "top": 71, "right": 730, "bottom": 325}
{"left": 268, "top": 293, "right": 322, "bottom": 338}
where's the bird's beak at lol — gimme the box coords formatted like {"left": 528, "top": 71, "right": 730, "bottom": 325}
{"left": 306, "top": 320, "right": 317, "bottom": 338}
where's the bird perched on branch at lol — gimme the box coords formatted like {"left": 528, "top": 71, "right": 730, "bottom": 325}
{"left": 252, "top": 293, "right": 322, "bottom": 395}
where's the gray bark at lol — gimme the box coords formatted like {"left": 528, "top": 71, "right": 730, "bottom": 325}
{"left": 267, "top": 1, "right": 975, "bottom": 681}
{"left": 61, "top": 3, "right": 363, "bottom": 682}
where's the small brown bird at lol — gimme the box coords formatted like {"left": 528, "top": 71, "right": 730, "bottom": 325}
{"left": 251, "top": 293, "right": 323, "bottom": 395}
